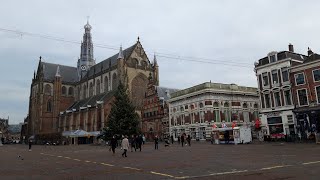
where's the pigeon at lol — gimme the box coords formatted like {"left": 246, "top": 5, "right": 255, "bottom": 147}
{"left": 18, "top": 155, "right": 24, "bottom": 160}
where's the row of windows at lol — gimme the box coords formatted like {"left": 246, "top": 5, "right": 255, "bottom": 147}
{"left": 44, "top": 85, "right": 74, "bottom": 96}
{"left": 262, "top": 89, "right": 292, "bottom": 108}
{"left": 172, "top": 102, "right": 258, "bottom": 113}
{"left": 296, "top": 87, "right": 320, "bottom": 107}
{"left": 80, "top": 73, "right": 117, "bottom": 99}
{"left": 294, "top": 69, "right": 320, "bottom": 86}
{"left": 262, "top": 67, "right": 289, "bottom": 87}
{"left": 172, "top": 110, "right": 259, "bottom": 126}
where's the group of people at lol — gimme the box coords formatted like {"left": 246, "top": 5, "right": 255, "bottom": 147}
{"left": 108, "top": 134, "right": 146, "bottom": 157}
{"left": 170, "top": 133, "right": 191, "bottom": 147}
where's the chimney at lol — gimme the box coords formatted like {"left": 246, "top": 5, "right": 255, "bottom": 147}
{"left": 288, "top": 43, "right": 294, "bottom": 52}
{"left": 308, "top": 47, "right": 313, "bottom": 56}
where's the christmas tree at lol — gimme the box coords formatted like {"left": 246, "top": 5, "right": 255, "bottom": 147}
{"left": 103, "top": 82, "right": 140, "bottom": 139}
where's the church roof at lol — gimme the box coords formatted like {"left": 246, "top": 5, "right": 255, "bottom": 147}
{"left": 41, "top": 62, "right": 78, "bottom": 83}
{"left": 156, "top": 86, "right": 179, "bottom": 101}
{"left": 66, "top": 91, "right": 115, "bottom": 111}
{"left": 84, "top": 43, "right": 137, "bottom": 78}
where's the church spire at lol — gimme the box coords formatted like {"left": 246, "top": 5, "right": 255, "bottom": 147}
{"left": 153, "top": 53, "right": 158, "bottom": 67}
{"left": 117, "top": 45, "right": 124, "bottom": 59}
{"left": 78, "top": 20, "right": 95, "bottom": 79}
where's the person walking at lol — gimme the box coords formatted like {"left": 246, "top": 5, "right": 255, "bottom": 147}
{"left": 28, "top": 139, "right": 33, "bottom": 151}
{"left": 154, "top": 135, "right": 159, "bottom": 150}
{"left": 187, "top": 135, "right": 191, "bottom": 146}
{"left": 110, "top": 136, "right": 118, "bottom": 155}
{"left": 178, "top": 136, "right": 180, "bottom": 145}
{"left": 142, "top": 135, "right": 146, "bottom": 145}
{"left": 180, "top": 134, "right": 185, "bottom": 147}
{"left": 121, "top": 135, "right": 129, "bottom": 157}
{"left": 171, "top": 135, "right": 174, "bottom": 144}
{"left": 130, "top": 135, "right": 136, "bottom": 152}
{"left": 136, "top": 135, "right": 143, "bottom": 152}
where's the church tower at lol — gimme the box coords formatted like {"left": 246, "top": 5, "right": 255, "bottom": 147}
{"left": 77, "top": 20, "right": 95, "bottom": 79}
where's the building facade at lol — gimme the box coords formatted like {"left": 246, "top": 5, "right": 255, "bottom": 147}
{"left": 0, "top": 117, "right": 9, "bottom": 141}
{"left": 141, "top": 72, "right": 178, "bottom": 140}
{"left": 26, "top": 22, "right": 159, "bottom": 141}
{"left": 291, "top": 50, "right": 320, "bottom": 139}
{"left": 254, "top": 44, "right": 307, "bottom": 136}
{"left": 168, "top": 82, "right": 259, "bottom": 141}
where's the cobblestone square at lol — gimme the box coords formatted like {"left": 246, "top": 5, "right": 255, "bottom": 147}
{"left": 1, "top": 142, "right": 320, "bottom": 180}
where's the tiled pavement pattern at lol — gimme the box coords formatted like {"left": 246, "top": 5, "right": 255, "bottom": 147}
{"left": 1, "top": 142, "right": 320, "bottom": 180}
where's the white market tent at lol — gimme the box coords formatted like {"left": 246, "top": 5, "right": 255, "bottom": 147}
{"left": 62, "top": 130, "right": 100, "bottom": 137}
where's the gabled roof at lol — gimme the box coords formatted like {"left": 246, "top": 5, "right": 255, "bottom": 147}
{"left": 84, "top": 43, "right": 137, "bottom": 79}
{"left": 41, "top": 62, "right": 78, "bottom": 83}
{"left": 156, "top": 86, "right": 179, "bottom": 101}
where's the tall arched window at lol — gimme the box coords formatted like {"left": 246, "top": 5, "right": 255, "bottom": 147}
{"left": 61, "top": 86, "right": 67, "bottom": 96}
{"left": 224, "top": 102, "right": 231, "bottom": 122}
{"left": 213, "top": 102, "right": 220, "bottom": 122}
{"left": 44, "top": 84, "right": 52, "bottom": 95}
{"left": 47, "top": 100, "right": 52, "bottom": 112}
{"left": 83, "top": 85, "right": 87, "bottom": 99}
{"left": 96, "top": 79, "right": 101, "bottom": 94}
{"left": 243, "top": 103, "right": 248, "bottom": 109}
{"left": 89, "top": 82, "right": 94, "bottom": 97}
{"left": 104, "top": 76, "right": 109, "bottom": 92}
{"left": 68, "top": 87, "right": 74, "bottom": 96}
{"left": 112, "top": 73, "right": 118, "bottom": 90}
{"left": 199, "top": 103, "right": 204, "bottom": 109}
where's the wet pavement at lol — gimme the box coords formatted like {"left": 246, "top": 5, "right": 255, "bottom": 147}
{"left": 1, "top": 141, "right": 320, "bottom": 180}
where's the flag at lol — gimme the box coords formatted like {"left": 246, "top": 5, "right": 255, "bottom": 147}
{"left": 212, "top": 123, "right": 217, "bottom": 129}
{"left": 222, "top": 123, "right": 227, "bottom": 128}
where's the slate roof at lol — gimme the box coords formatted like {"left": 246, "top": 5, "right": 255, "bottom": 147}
{"left": 41, "top": 62, "right": 78, "bottom": 83}
{"left": 66, "top": 91, "right": 115, "bottom": 112}
{"left": 84, "top": 43, "right": 137, "bottom": 79}
{"left": 256, "top": 51, "right": 307, "bottom": 67}
{"left": 39, "top": 43, "right": 137, "bottom": 83}
{"left": 302, "top": 53, "right": 320, "bottom": 64}
{"left": 156, "top": 86, "right": 179, "bottom": 101}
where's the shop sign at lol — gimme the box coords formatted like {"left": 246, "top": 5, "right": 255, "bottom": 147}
{"left": 266, "top": 112, "right": 280, "bottom": 117}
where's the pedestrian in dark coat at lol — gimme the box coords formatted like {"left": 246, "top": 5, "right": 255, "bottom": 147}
{"left": 136, "top": 135, "right": 143, "bottom": 151}
{"left": 180, "top": 134, "right": 185, "bottom": 147}
{"left": 28, "top": 139, "right": 33, "bottom": 151}
{"left": 130, "top": 135, "right": 136, "bottom": 152}
{"left": 171, "top": 135, "right": 174, "bottom": 144}
{"left": 110, "top": 136, "right": 118, "bottom": 155}
{"left": 187, "top": 135, "right": 191, "bottom": 146}
{"left": 154, "top": 136, "right": 159, "bottom": 150}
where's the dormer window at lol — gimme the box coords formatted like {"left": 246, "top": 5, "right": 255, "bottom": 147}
{"left": 269, "top": 54, "right": 276, "bottom": 63}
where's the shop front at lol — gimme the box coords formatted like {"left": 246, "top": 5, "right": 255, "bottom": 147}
{"left": 294, "top": 107, "right": 320, "bottom": 141}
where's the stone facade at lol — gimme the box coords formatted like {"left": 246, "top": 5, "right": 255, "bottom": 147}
{"left": 141, "top": 75, "right": 178, "bottom": 140}
{"left": 168, "top": 82, "right": 259, "bottom": 141}
{"left": 26, "top": 22, "right": 158, "bottom": 140}
{"left": 0, "top": 117, "right": 9, "bottom": 140}
{"left": 254, "top": 44, "right": 307, "bottom": 136}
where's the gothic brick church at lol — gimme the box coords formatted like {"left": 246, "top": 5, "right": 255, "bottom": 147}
{"left": 25, "top": 21, "right": 159, "bottom": 140}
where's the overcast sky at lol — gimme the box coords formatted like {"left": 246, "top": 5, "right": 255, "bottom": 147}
{"left": 1, "top": 0, "right": 320, "bottom": 124}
